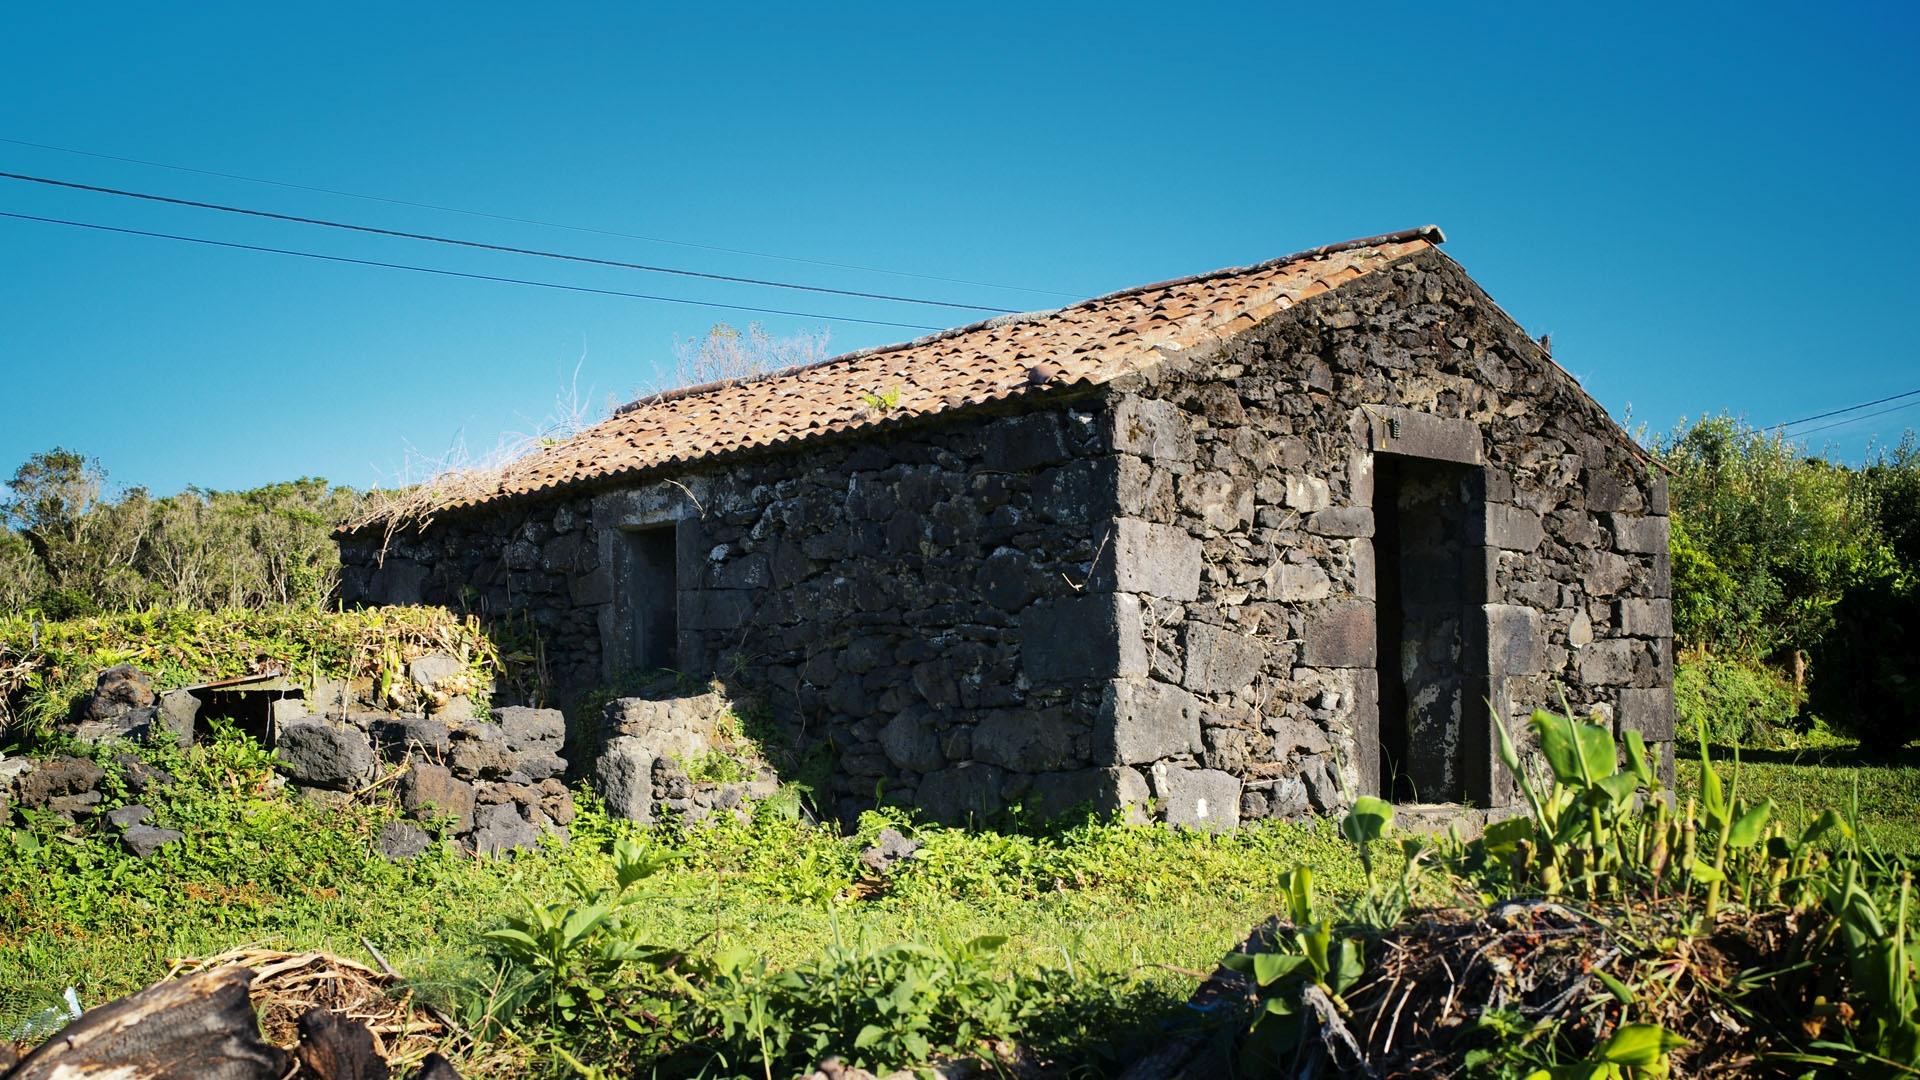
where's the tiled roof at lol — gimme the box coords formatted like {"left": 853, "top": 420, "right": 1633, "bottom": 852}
{"left": 445, "top": 227, "right": 1443, "bottom": 511}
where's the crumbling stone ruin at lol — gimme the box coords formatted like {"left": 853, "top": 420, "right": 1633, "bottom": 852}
{"left": 339, "top": 226, "right": 1673, "bottom": 831}
{"left": 2, "top": 657, "right": 577, "bottom": 859}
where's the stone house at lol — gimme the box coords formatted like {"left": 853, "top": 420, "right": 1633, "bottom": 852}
{"left": 338, "top": 226, "right": 1673, "bottom": 830}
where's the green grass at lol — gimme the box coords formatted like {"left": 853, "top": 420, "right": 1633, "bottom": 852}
{"left": 1677, "top": 739, "right": 1920, "bottom": 853}
{"left": 0, "top": 727, "right": 1366, "bottom": 1048}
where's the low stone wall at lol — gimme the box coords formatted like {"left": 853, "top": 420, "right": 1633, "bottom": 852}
{"left": 2, "top": 659, "right": 574, "bottom": 859}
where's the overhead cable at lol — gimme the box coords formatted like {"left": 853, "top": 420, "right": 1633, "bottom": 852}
{"left": 0, "top": 170, "right": 1020, "bottom": 314}
{"left": 0, "top": 136, "right": 1080, "bottom": 298}
{"left": 0, "top": 210, "right": 945, "bottom": 331}
{"left": 1766, "top": 386, "right": 1920, "bottom": 431}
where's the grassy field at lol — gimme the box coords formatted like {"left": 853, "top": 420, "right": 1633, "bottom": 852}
{"left": 3, "top": 728, "right": 1916, "bottom": 1072}
{"left": 1677, "top": 740, "right": 1920, "bottom": 853}
{"left": 0, "top": 728, "right": 1368, "bottom": 1050}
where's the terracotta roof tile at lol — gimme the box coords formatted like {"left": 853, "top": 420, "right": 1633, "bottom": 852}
{"left": 449, "top": 228, "right": 1443, "bottom": 510}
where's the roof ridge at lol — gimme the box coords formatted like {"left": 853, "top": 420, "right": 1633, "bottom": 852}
{"left": 612, "top": 225, "right": 1444, "bottom": 417}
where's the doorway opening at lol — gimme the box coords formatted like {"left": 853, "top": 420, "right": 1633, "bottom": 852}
{"left": 1373, "top": 455, "right": 1487, "bottom": 803}
{"left": 621, "top": 525, "right": 679, "bottom": 672}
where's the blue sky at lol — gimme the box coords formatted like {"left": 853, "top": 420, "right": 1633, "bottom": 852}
{"left": 2, "top": 2, "right": 1916, "bottom": 495}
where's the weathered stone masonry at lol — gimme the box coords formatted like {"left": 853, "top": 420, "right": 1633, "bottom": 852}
{"left": 340, "top": 241, "right": 1673, "bottom": 830}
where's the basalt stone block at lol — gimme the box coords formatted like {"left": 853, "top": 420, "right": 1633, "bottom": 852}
{"left": 1097, "top": 679, "right": 1203, "bottom": 765}
{"left": 977, "top": 548, "right": 1038, "bottom": 612}
{"left": 1306, "top": 506, "right": 1375, "bottom": 538}
{"left": 275, "top": 722, "right": 375, "bottom": 791}
{"left": 1584, "top": 468, "right": 1643, "bottom": 514}
{"left": 917, "top": 763, "right": 1006, "bottom": 825}
{"left": 378, "top": 819, "right": 432, "bottom": 861}
{"left": 399, "top": 762, "right": 476, "bottom": 832}
{"left": 1109, "top": 396, "right": 1196, "bottom": 463}
{"left": 105, "top": 803, "right": 152, "bottom": 830}
{"left": 494, "top": 706, "right": 565, "bottom": 750}
{"left": 879, "top": 706, "right": 946, "bottom": 773}
{"left": 1022, "top": 592, "right": 1147, "bottom": 683}
{"left": 1616, "top": 686, "right": 1676, "bottom": 742}
{"left": 121, "top": 822, "right": 184, "bottom": 858}
{"left": 1267, "top": 560, "right": 1333, "bottom": 602}
{"left": 1608, "top": 514, "right": 1669, "bottom": 555}
{"left": 1284, "top": 475, "right": 1331, "bottom": 511}
{"left": 1360, "top": 407, "right": 1484, "bottom": 466}
{"left": 982, "top": 412, "right": 1071, "bottom": 471}
{"left": 1615, "top": 598, "right": 1672, "bottom": 638}
{"left": 1177, "top": 472, "right": 1253, "bottom": 531}
{"left": 157, "top": 688, "right": 200, "bottom": 744}
{"left": 1025, "top": 766, "right": 1150, "bottom": 823}
{"left": 1577, "top": 639, "right": 1636, "bottom": 686}
{"left": 593, "top": 736, "right": 657, "bottom": 823}
{"left": 1483, "top": 505, "right": 1545, "bottom": 552}
{"left": 1182, "top": 623, "right": 1265, "bottom": 695}
{"left": 469, "top": 802, "right": 542, "bottom": 856}
{"left": 372, "top": 716, "right": 454, "bottom": 758}
{"left": 85, "top": 665, "right": 156, "bottom": 721}
{"left": 971, "top": 709, "right": 1077, "bottom": 772}
{"left": 1107, "top": 518, "right": 1202, "bottom": 601}
{"left": 1584, "top": 550, "right": 1635, "bottom": 597}
{"left": 1152, "top": 765, "right": 1242, "bottom": 833}
{"left": 1485, "top": 604, "right": 1545, "bottom": 676}
{"left": 1302, "top": 603, "right": 1376, "bottom": 668}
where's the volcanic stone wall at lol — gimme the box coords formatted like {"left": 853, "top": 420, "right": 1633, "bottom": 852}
{"left": 341, "top": 399, "right": 1146, "bottom": 825}
{"left": 1092, "top": 247, "right": 1673, "bottom": 826}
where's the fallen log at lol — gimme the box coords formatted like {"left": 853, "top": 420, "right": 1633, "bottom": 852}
{"left": 2, "top": 967, "right": 289, "bottom": 1080}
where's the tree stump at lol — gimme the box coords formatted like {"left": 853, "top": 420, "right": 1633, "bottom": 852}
{"left": 2, "top": 967, "right": 288, "bottom": 1080}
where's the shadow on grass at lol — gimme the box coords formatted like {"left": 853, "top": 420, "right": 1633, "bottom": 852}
{"left": 1677, "top": 740, "right": 1920, "bottom": 769}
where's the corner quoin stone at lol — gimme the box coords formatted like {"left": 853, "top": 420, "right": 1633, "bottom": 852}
{"left": 1152, "top": 764, "right": 1243, "bottom": 833}
{"left": 1109, "top": 395, "right": 1196, "bottom": 462}
{"left": 1021, "top": 592, "right": 1147, "bottom": 683}
{"left": 1096, "top": 679, "right": 1203, "bottom": 765}
{"left": 1108, "top": 518, "right": 1203, "bottom": 601}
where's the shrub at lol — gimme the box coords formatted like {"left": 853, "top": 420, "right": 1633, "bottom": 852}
{"left": 1674, "top": 651, "right": 1800, "bottom": 746}
{"left": 1806, "top": 574, "right": 1920, "bottom": 756}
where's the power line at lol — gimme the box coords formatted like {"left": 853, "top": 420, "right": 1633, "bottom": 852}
{"left": 0, "top": 170, "right": 1017, "bottom": 315}
{"left": 1766, "top": 386, "right": 1920, "bottom": 431}
{"left": 0, "top": 135, "right": 1081, "bottom": 299}
{"left": 0, "top": 210, "right": 945, "bottom": 331}
{"left": 1791, "top": 397, "right": 1920, "bottom": 439}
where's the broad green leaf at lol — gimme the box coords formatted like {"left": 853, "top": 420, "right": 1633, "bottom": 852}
{"left": 1530, "top": 710, "right": 1584, "bottom": 786}
{"left": 1596, "top": 772, "right": 1639, "bottom": 805}
{"left": 481, "top": 928, "right": 538, "bottom": 950}
{"left": 1342, "top": 796, "right": 1394, "bottom": 847}
{"left": 1253, "top": 951, "right": 1307, "bottom": 986}
{"left": 1330, "top": 937, "right": 1366, "bottom": 994}
{"left": 1300, "top": 923, "right": 1331, "bottom": 977}
{"left": 1623, "top": 729, "right": 1653, "bottom": 786}
{"left": 1482, "top": 815, "right": 1534, "bottom": 855}
{"left": 854, "top": 1024, "right": 885, "bottom": 1049}
{"left": 1284, "top": 867, "right": 1314, "bottom": 926}
{"left": 1596, "top": 1022, "right": 1686, "bottom": 1065}
{"left": 1573, "top": 720, "right": 1619, "bottom": 782}
{"left": 1726, "top": 800, "right": 1774, "bottom": 848}
{"left": 1689, "top": 859, "right": 1725, "bottom": 884}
